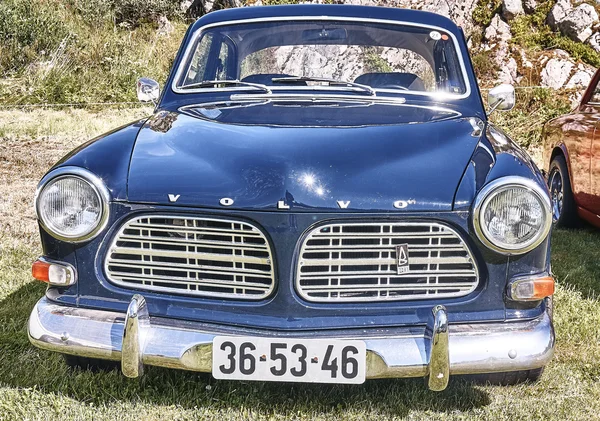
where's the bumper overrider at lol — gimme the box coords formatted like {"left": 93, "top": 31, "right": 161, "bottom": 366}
{"left": 28, "top": 295, "right": 554, "bottom": 391}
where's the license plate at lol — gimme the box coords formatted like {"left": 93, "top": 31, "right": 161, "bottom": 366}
{"left": 212, "top": 336, "right": 366, "bottom": 384}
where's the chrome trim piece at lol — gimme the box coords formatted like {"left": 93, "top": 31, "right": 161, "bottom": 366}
{"left": 171, "top": 16, "right": 473, "bottom": 100}
{"left": 34, "top": 166, "right": 111, "bottom": 243}
{"left": 428, "top": 305, "right": 449, "bottom": 391}
{"left": 228, "top": 93, "right": 407, "bottom": 104}
{"left": 296, "top": 221, "right": 479, "bottom": 302}
{"left": 28, "top": 296, "right": 555, "bottom": 390}
{"left": 179, "top": 99, "right": 465, "bottom": 122}
{"left": 105, "top": 215, "right": 275, "bottom": 300}
{"left": 472, "top": 176, "right": 552, "bottom": 255}
{"left": 122, "top": 294, "right": 149, "bottom": 378}
{"left": 468, "top": 117, "right": 484, "bottom": 137}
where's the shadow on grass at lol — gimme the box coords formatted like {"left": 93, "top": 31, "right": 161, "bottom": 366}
{"left": 0, "top": 282, "right": 491, "bottom": 417}
{"left": 551, "top": 227, "right": 600, "bottom": 300}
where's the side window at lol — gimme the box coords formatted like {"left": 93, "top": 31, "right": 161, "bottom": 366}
{"left": 216, "top": 41, "right": 233, "bottom": 80}
{"left": 182, "top": 35, "right": 235, "bottom": 85}
{"left": 589, "top": 79, "right": 600, "bottom": 104}
{"left": 183, "top": 33, "right": 213, "bottom": 85}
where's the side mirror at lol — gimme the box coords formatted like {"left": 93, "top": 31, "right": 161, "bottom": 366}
{"left": 487, "top": 84, "right": 515, "bottom": 115}
{"left": 137, "top": 78, "right": 160, "bottom": 104}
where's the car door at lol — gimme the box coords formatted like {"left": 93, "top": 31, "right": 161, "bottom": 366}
{"left": 591, "top": 119, "right": 600, "bottom": 216}
{"left": 559, "top": 77, "right": 600, "bottom": 213}
{"left": 584, "top": 75, "right": 600, "bottom": 216}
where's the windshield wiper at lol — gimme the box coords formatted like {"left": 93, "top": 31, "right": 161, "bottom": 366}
{"left": 271, "top": 76, "right": 375, "bottom": 96}
{"left": 180, "top": 80, "right": 271, "bottom": 93}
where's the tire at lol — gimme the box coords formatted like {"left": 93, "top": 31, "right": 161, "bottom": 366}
{"left": 463, "top": 367, "right": 544, "bottom": 386}
{"left": 548, "top": 155, "right": 578, "bottom": 227}
{"left": 63, "top": 354, "right": 120, "bottom": 372}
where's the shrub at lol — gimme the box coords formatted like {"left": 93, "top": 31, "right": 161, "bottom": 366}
{"left": 472, "top": 0, "right": 502, "bottom": 27}
{"left": 0, "top": 0, "right": 70, "bottom": 74}
{"left": 66, "top": 0, "right": 184, "bottom": 25}
{"left": 490, "top": 87, "right": 572, "bottom": 149}
{"left": 471, "top": 50, "right": 500, "bottom": 82}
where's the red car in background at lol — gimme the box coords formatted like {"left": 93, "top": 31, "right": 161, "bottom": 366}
{"left": 542, "top": 70, "right": 600, "bottom": 228}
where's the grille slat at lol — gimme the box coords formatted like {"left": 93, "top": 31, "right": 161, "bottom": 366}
{"left": 126, "top": 222, "right": 264, "bottom": 236}
{"left": 105, "top": 216, "right": 275, "bottom": 300}
{"left": 107, "top": 260, "right": 273, "bottom": 277}
{"left": 296, "top": 222, "right": 479, "bottom": 302}
{"left": 304, "top": 245, "right": 467, "bottom": 252}
{"left": 300, "top": 284, "right": 476, "bottom": 292}
{"left": 298, "top": 270, "right": 477, "bottom": 278}
{"left": 106, "top": 271, "right": 273, "bottom": 291}
{"left": 113, "top": 246, "right": 270, "bottom": 265}
{"left": 118, "top": 235, "right": 269, "bottom": 251}
{"left": 300, "top": 255, "right": 473, "bottom": 267}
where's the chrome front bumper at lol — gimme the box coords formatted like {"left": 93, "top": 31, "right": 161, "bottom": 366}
{"left": 28, "top": 295, "right": 554, "bottom": 391}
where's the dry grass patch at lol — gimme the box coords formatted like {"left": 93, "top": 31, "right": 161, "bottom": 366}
{"left": 0, "top": 108, "right": 150, "bottom": 248}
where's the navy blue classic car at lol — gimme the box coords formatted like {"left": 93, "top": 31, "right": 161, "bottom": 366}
{"left": 28, "top": 5, "right": 555, "bottom": 391}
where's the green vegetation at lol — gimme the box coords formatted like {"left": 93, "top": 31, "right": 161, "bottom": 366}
{"left": 472, "top": 0, "right": 600, "bottom": 70}
{"left": 470, "top": 0, "right": 598, "bottom": 148}
{"left": 472, "top": 0, "right": 502, "bottom": 27}
{"left": 364, "top": 51, "right": 394, "bottom": 73}
{"left": 0, "top": 0, "right": 186, "bottom": 105}
{"left": 510, "top": 0, "right": 600, "bottom": 68}
{"left": 471, "top": 50, "right": 500, "bottom": 82}
{"left": 490, "top": 87, "right": 571, "bottom": 149}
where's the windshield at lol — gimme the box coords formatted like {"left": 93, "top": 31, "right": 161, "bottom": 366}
{"left": 175, "top": 19, "right": 469, "bottom": 97}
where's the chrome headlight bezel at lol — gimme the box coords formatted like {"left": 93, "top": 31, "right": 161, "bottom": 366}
{"left": 473, "top": 176, "right": 552, "bottom": 255}
{"left": 34, "top": 167, "right": 110, "bottom": 243}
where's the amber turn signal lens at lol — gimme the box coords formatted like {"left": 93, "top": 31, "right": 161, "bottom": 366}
{"left": 32, "top": 260, "right": 51, "bottom": 283}
{"left": 32, "top": 259, "right": 76, "bottom": 286}
{"left": 509, "top": 275, "right": 555, "bottom": 301}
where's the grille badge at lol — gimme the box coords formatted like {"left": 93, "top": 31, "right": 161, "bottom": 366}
{"left": 396, "top": 244, "right": 410, "bottom": 274}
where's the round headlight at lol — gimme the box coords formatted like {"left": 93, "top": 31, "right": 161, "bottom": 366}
{"left": 35, "top": 168, "right": 109, "bottom": 242}
{"left": 474, "top": 177, "right": 551, "bottom": 254}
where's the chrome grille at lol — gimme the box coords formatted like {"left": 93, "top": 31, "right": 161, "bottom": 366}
{"left": 296, "top": 222, "right": 478, "bottom": 302}
{"left": 105, "top": 215, "right": 274, "bottom": 300}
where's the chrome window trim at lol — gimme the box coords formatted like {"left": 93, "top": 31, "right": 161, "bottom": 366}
{"left": 179, "top": 98, "right": 461, "bottom": 115}
{"left": 295, "top": 220, "right": 479, "bottom": 303}
{"left": 34, "top": 166, "right": 111, "bottom": 243}
{"left": 472, "top": 176, "right": 552, "bottom": 255}
{"left": 104, "top": 214, "right": 276, "bottom": 300}
{"left": 171, "top": 16, "right": 473, "bottom": 100}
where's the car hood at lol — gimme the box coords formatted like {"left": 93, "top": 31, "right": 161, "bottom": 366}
{"left": 127, "top": 107, "right": 480, "bottom": 211}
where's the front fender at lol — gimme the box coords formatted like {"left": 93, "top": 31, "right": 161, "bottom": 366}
{"left": 453, "top": 124, "right": 552, "bottom": 317}
{"left": 50, "top": 118, "right": 149, "bottom": 201}
{"left": 454, "top": 123, "right": 548, "bottom": 210}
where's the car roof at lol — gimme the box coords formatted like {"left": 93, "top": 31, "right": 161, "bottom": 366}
{"left": 190, "top": 5, "right": 462, "bottom": 34}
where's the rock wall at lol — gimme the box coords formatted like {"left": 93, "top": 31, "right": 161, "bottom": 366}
{"left": 474, "top": 0, "right": 598, "bottom": 104}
